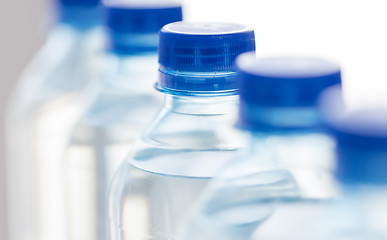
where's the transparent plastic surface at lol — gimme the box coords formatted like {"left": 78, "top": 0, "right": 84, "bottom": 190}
{"left": 181, "top": 132, "right": 338, "bottom": 240}
{"left": 64, "top": 53, "right": 162, "bottom": 240}
{"left": 109, "top": 95, "right": 245, "bottom": 240}
{"left": 251, "top": 186, "right": 387, "bottom": 240}
{"left": 5, "top": 25, "right": 103, "bottom": 240}
{"left": 183, "top": 186, "right": 387, "bottom": 240}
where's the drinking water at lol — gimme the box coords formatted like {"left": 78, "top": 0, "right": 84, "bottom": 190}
{"left": 109, "top": 22, "right": 256, "bottom": 240}
{"left": 181, "top": 55, "right": 342, "bottom": 240}
{"left": 64, "top": 2, "right": 183, "bottom": 240}
{"left": 5, "top": 1, "right": 103, "bottom": 240}
{"left": 110, "top": 95, "right": 243, "bottom": 240}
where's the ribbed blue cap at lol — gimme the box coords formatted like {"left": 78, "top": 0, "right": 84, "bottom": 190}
{"left": 319, "top": 86, "right": 387, "bottom": 185}
{"left": 157, "top": 22, "right": 256, "bottom": 95}
{"left": 57, "top": 0, "right": 102, "bottom": 28}
{"left": 237, "top": 53, "right": 341, "bottom": 132}
{"left": 104, "top": 0, "right": 183, "bottom": 54}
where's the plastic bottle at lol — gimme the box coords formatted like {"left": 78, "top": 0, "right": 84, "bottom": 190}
{"left": 180, "top": 54, "right": 342, "bottom": 240}
{"left": 5, "top": 1, "right": 103, "bottom": 240}
{"left": 64, "top": 2, "right": 183, "bottom": 240}
{"left": 291, "top": 87, "right": 387, "bottom": 240}
{"left": 260, "top": 89, "right": 387, "bottom": 240}
{"left": 109, "top": 22, "right": 256, "bottom": 240}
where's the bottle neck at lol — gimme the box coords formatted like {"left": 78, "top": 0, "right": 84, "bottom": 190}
{"left": 108, "top": 33, "right": 159, "bottom": 55}
{"left": 238, "top": 105, "right": 324, "bottom": 134}
{"left": 157, "top": 68, "right": 238, "bottom": 96}
{"left": 142, "top": 93, "right": 244, "bottom": 152}
{"left": 244, "top": 127, "right": 335, "bottom": 170}
{"left": 101, "top": 52, "right": 159, "bottom": 95}
{"left": 164, "top": 95, "right": 239, "bottom": 116}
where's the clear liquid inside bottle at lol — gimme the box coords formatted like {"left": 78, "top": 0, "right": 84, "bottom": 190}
{"left": 110, "top": 94, "right": 244, "bottom": 240}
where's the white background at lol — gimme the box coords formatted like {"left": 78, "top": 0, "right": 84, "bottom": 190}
{"left": 1, "top": 0, "right": 387, "bottom": 238}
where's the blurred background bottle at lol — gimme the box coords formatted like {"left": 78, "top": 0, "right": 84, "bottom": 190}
{"left": 109, "top": 22, "right": 256, "bottom": 240}
{"left": 293, "top": 88, "right": 387, "bottom": 240}
{"left": 181, "top": 55, "right": 341, "bottom": 240}
{"left": 63, "top": 2, "right": 183, "bottom": 240}
{"left": 4, "top": 1, "right": 103, "bottom": 240}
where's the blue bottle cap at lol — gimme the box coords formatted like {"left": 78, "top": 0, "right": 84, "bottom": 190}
{"left": 57, "top": 0, "right": 101, "bottom": 29}
{"left": 319, "top": 86, "right": 387, "bottom": 185}
{"left": 157, "top": 22, "right": 256, "bottom": 95}
{"left": 104, "top": 0, "right": 183, "bottom": 54}
{"left": 237, "top": 53, "right": 341, "bottom": 132}
{"left": 59, "top": 0, "right": 100, "bottom": 7}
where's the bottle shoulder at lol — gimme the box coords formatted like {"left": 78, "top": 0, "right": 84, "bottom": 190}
{"left": 8, "top": 26, "right": 104, "bottom": 114}
{"left": 123, "top": 107, "right": 244, "bottom": 178}
{"left": 75, "top": 52, "right": 161, "bottom": 125}
{"left": 78, "top": 91, "right": 162, "bottom": 128}
{"left": 143, "top": 105, "right": 243, "bottom": 147}
{"left": 181, "top": 133, "right": 340, "bottom": 239}
{"left": 22, "top": 25, "right": 103, "bottom": 83}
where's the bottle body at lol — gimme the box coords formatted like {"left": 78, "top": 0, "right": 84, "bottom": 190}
{"left": 110, "top": 95, "right": 243, "bottom": 240}
{"left": 181, "top": 130, "right": 337, "bottom": 240}
{"left": 180, "top": 54, "right": 342, "bottom": 240}
{"left": 64, "top": 53, "right": 162, "bottom": 240}
{"left": 185, "top": 184, "right": 387, "bottom": 240}
{"left": 5, "top": 24, "right": 103, "bottom": 240}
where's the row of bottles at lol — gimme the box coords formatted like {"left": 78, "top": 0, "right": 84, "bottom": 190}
{"left": 5, "top": 0, "right": 387, "bottom": 240}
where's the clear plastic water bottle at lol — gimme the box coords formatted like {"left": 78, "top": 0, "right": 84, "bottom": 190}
{"left": 63, "top": 2, "right": 183, "bottom": 240}
{"left": 291, "top": 87, "right": 387, "bottom": 240}
{"left": 5, "top": 1, "right": 103, "bottom": 240}
{"left": 109, "top": 22, "right": 256, "bottom": 240}
{"left": 180, "top": 54, "right": 342, "bottom": 240}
